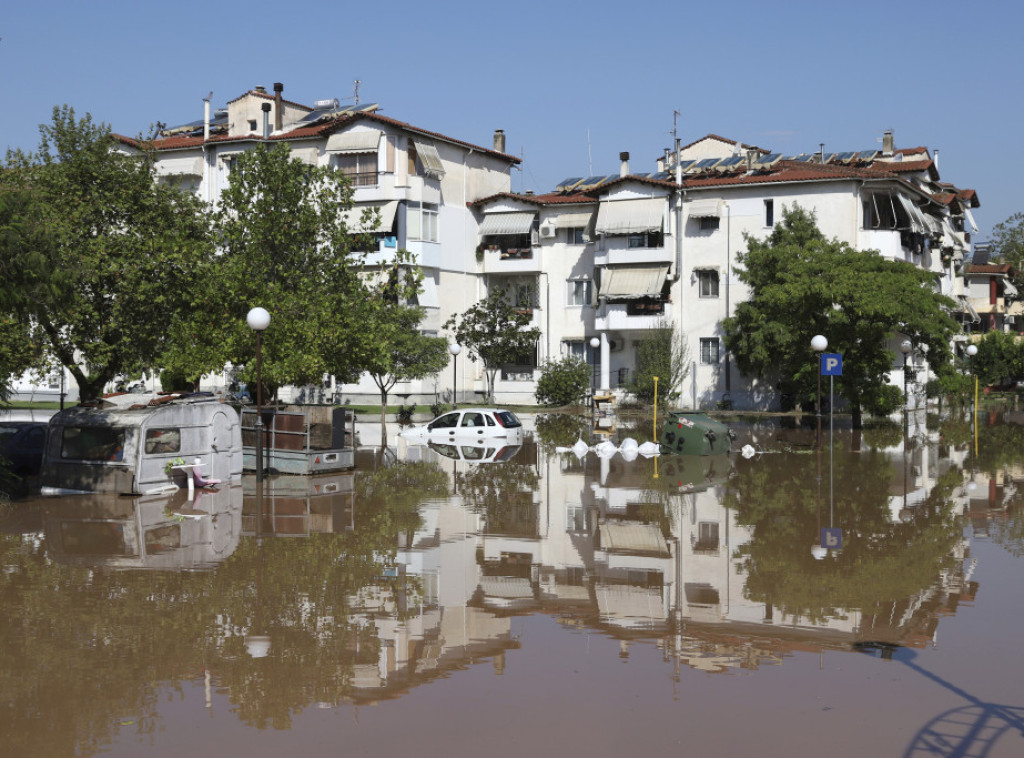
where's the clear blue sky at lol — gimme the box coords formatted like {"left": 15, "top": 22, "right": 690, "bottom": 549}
{"left": 2, "top": 0, "right": 1019, "bottom": 240}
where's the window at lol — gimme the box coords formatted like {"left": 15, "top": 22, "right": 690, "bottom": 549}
{"left": 334, "top": 153, "right": 378, "bottom": 187}
{"left": 697, "top": 270, "right": 719, "bottom": 298}
{"left": 564, "top": 340, "right": 599, "bottom": 363}
{"left": 407, "top": 201, "right": 438, "bottom": 242}
{"left": 695, "top": 521, "right": 720, "bottom": 551}
{"left": 628, "top": 230, "right": 663, "bottom": 248}
{"left": 699, "top": 217, "right": 720, "bottom": 232}
{"left": 145, "top": 428, "right": 181, "bottom": 455}
{"left": 565, "top": 227, "right": 585, "bottom": 245}
{"left": 567, "top": 279, "right": 593, "bottom": 306}
{"left": 567, "top": 504, "right": 588, "bottom": 533}
{"left": 700, "top": 338, "right": 720, "bottom": 364}
{"left": 61, "top": 427, "right": 127, "bottom": 462}
{"left": 248, "top": 120, "right": 257, "bottom": 132}
{"left": 764, "top": 199, "right": 774, "bottom": 228}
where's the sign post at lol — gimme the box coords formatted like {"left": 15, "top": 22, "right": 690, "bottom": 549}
{"left": 820, "top": 354, "right": 843, "bottom": 550}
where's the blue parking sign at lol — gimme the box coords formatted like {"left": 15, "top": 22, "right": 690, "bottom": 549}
{"left": 821, "top": 353, "right": 843, "bottom": 376}
{"left": 821, "top": 528, "right": 843, "bottom": 550}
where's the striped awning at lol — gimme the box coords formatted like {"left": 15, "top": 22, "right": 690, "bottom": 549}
{"left": 686, "top": 199, "right": 722, "bottom": 218}
{"left": 598, "top": 265, "right": 670, "bottom": 300}
{"left": 326, "top": 130, "right": 381, "bottom": 153}
{"left": 479, "top": 576, "right": 534, "bottom": 599}
{"left": 479, "top": 211, "right": 536, "bottom": 236}
{"left": 553, "top": 210, "right": 597, "bottom": 228}
{"left": 412, "top": 140, "right": 445, "bottom": 178}
{"left": 600, "top": 522, "right": 670, "bottom": 555}
{"left": 595, "top": 198, "right": 665, "bottom": 235}
{"left": 595, "top": 584, "right": 666, "bottom": 627}
{"left": 959, "top": 296, "right": 981, "bottom": 324}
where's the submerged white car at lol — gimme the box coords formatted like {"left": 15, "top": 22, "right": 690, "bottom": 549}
{"left": 399, "top": 408, "right": 524, "bottom": 443}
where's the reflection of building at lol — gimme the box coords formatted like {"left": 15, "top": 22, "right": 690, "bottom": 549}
{"left": 43, "top": 486, "right": 242, "bottom": 570}
{"left": 241, "top": 472, "right": 354, "bottom": 536}
{"left": 369, "top": 426, "right": 974, "bottom": 682}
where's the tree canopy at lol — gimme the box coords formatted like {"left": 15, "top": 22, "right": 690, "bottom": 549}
{"left": 626, "top": 318, "right": 689, "bottom": 404}
{"left": 0, "top": 106, "right": 213, "bottom": 402}
{"left": 166, "top": 141, "right": 373, "bottom": 394}
{"left": 989, "top": 211, "right": 1024, "bottom": 283}
{"left": 723, "top": 205, "right": 960, "bottom": 425}
{"left": 444, "top": 287, "right": 542, "bottom": 402}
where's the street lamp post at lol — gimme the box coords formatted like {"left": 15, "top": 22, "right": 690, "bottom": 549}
{"left": 811, "top": 335, "right": 828, "bottom": 448}
{"left": 449, "top": 343, "right": 461, "bottom": 409}
{"left": 589, "top": 337, "right": 600, "bottom": 411}
{"left": 247, "top": 307, "right": 271, "bottom": 483}
{"left": 966, "top": 343, "right": 978, "bottom": 450}
{"left": 900, "top": 339, "right": 913, "bottom": 435}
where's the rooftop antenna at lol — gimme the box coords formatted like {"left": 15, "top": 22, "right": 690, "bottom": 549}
{"left": 353, "top": 80, "right": 361, "bottom": 106}
{"left": 673, "top": 109, "right": 681, "bottom": 165}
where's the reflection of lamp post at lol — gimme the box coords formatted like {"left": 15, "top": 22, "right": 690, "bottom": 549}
{"left": 900, "top": 339, "right": 913, "bottom": 436}
{"left": 247, "top": 307, "right": 271, "bottom": 483}
{"left": 449, "top": 342, "right": 461, "bottom": 409}
{"left": 811, "top": 335, "right": 828, "bottom": 448}
{"left": 966, "top": 343, "right": 978, "bottom": 454}
{"left": 589, "top": 337, "right": 600, "bottom": 410}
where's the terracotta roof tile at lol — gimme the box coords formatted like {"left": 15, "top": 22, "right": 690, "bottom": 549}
{"left": 965, "top": 263, "right": 1014, "bottom": 275}
{"left": 676, "top": 133, "right": 768, "bottom": 154}
{"left": 470, "top": 191, "right": 596, "bottom": 208}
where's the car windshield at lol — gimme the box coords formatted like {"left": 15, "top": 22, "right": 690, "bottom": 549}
{"left": 428, "top": 413, "right": 460, "bottom": 430}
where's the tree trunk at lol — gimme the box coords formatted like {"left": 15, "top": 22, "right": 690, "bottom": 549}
{"left": 851, "top": 404, "right": 863, "bottom": 429}
{"left": 379, "top": 387, "right": 389, "bottom": 445}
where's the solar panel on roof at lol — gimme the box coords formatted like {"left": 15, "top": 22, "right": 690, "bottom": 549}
{"left": 755, "top": 153, "right": 783, "bottom": 166}
{"left": 822, "top": 153, "right": 837, "bottom": 163}
{"left": 856, "top": 149, "right": 879, "bottom": 160}
{"left": 716, "top": 156, "right": 745, "bottom": 169}
{"left": 677, "top": 160, "right": 696, "bottom": 171}
{"left": 833, "top": 151, "right": 857, "bottom": 162}
{"left": 556, "top": 177, "right": 583, "bottom": 191}
{"left": 694, "top": 158, "right": 722, "bottom": 169}
{"left": 648, "top": 171, "right": 671, "bottom": 181}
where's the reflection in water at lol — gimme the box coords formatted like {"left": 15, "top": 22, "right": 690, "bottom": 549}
{"left": 1, "top": 410, "right": 1022, "bottom": 754}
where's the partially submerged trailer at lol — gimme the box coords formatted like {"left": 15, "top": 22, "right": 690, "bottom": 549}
{"left": 40, "top": 393, "right": 242, "bottom": 496}
{"left": 241, "top": 407, "right": 354, "bottom": 475}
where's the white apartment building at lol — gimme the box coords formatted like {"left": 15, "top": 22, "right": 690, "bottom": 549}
{"left": 474, "top": 132, "right": 981, "bottom": 410}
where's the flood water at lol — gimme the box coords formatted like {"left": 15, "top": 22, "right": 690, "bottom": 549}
{"left": 2, "top": 408, "right": 1023, "bottom": 758}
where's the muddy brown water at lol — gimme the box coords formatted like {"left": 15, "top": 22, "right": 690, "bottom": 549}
{"left": 2, "top": 410, "right": 1023, "bottom": 757}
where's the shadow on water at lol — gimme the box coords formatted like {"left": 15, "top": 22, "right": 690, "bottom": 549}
{"left": 856, "top": 644, "right": 1024, "bottom": 757}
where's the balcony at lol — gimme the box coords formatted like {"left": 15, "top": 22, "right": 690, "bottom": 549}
{"left": 482, "top": 245, "right": 542, "bottom": 273}
{"left": 595, "top": 302, "right": 670, "bottom": 331}
{"left": 594, "top": 244, "right": 673, "bottom": 267}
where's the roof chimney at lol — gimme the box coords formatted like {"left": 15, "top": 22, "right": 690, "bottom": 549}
{"left": 493, "top": 129, "right": 506, "bottom": 153}
{"left": 882, "top": 129, "right": 894, "bottom": 157}
{"left": 203, "top": 92, "right": 212, "bottom": 141}
{"left": 745, "top": 148, "right": 758, "bottom": 171}
{"left": 255, "top": 85, "right": 266, "bottom": 94}
{"left": 261, "top": 102, "right": 271, "bottom": 138}
{"left": 273, "top": 82, "right": 283, "bottom": 131}
{"left": 619, "top": 151, "right": 630, "bottom": 177}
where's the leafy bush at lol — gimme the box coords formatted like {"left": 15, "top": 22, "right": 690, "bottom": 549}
{"left": 864, "top": 383, "right": 903, "bottom": 417}
{"left": 535, "top": 356, "right": 590, "bottom": 407}
{"left": 395, "top": 404, "right": 415, "bottom": 424}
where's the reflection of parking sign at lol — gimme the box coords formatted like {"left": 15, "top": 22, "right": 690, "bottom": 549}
{"left": 821, "top": 528, "right": 843, "bottom": 550}
{"left": 821, "top": 353, "right": 843, "bottom": 376}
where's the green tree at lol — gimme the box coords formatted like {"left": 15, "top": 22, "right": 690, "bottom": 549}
{"left": 626, "top": 317, "right": 690, "bottom": 404}
{"left": 360, "top": 265, "right": 449, "bottom": 434}
{"left": 989, "top": 212, "right": 1024, "bottom": 289}
{"left": 535, "top": 355, "right": 590, "bottom": 407}
{"left": 0, "top": 106, "right": 213, "bottom": 402}
{"left": 969, "top": 330, "right": 1024, "bottom": 389}
{"left": 444, "top": 287, "right": 542, "bottom": 403}
{"left": 723, "top": 205, "right": 959, "bottom": 427}
{"left": 170, "top": 142, "right": 371, "bottom": 395}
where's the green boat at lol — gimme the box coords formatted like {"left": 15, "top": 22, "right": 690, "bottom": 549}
{"left": 659, "top": 412, "right": 735, "bottom": 456}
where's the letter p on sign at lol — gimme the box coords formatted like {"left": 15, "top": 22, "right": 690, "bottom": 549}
{"left": 821, "top": 353, "right": 843, "bottom": 376}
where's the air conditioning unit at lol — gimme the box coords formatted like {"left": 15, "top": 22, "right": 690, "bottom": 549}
{"left": 608, "top": 333, "right": 625, "bottom": 352}
{"left": 540, "top": 223, "right": 556, "bottom": 239}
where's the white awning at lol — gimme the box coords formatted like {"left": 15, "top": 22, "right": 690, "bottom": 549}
{"left": 289, "top": 147, "right": 319, "bottom": 165}
{"left": 959, "top": 296, "right": 981, "bottom": 324}
{"left": 341, "top": 201, "right": 398, "bottom": 231}
{"left": 553, "top": 210, "right": 596, "bottom": 228}
{"left": 595, "top": 584, "right": 666, "bottom": 627}
{"left": 964, "top": 206, "right": 980, "bottom": 234}
{"left": 896, "top": 195, "right": 927, "bottom": 233}
{"left": 923, "top": 213, "right": 943, "bottom": 236}
{"left": 599, "top": 265, "right": 670, "bottom": 300}
{"left": 412, "top": 140, "right": 445, "bottom": 178}
{"left": 600, "top": 522, "right": 669, "bottom": 554}
{"left": 479, "top": 211, "right": 536, "bottom": 236}
{"left": 686, "top": 199, "right": 722, "bottom": 219}
{"left": 479, "top": 576, "right": 534, "bottom": 599}
{"left": 1005, "top": 280, "right": 1019, "bottom": 298}
{"left": 595, "top": 198, "right": 665, "bottom": 235}
{"left": 326, "top": 130, "right": 381, "bottom": 154}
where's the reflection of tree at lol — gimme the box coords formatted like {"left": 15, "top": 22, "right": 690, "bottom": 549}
{"left": 0, "top": 463, "right": 447, "bottom": 750}
{"left": 972, "top": 418, "right": 1024, "bottom": 475}
{"left": 533, "top": 413, "right": 591, "bottom": 454}
{"left": 459, "top": 461, "right": 540, "bottom": 536}
{"left": 992, "top": 503, "right": 1024, "bottom": 558}
{"left": 723, "top": 449, "right": 964, "bottom": 625}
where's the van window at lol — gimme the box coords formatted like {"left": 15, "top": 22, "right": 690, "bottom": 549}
{"left": 145, "top": 428, "right": 181, "bottom": 454}
{"left": 61, "top": 427, "right": 126, "bottom": 461}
